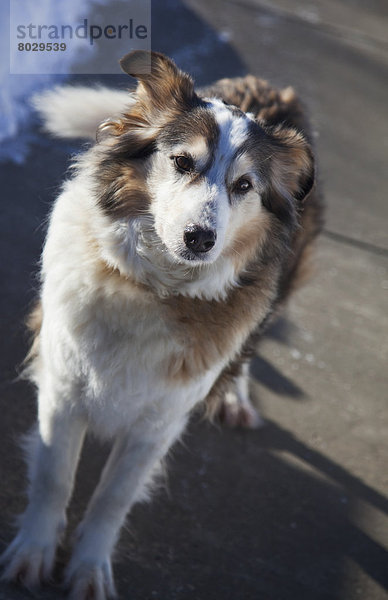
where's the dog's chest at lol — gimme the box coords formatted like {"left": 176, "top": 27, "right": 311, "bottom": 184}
{"left": 76, "top": 288, "right": 223, "bottom": 435}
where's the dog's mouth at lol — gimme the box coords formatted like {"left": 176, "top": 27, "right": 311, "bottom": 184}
{"left": 178, "top": 248, "right": 215, "bottom": 264}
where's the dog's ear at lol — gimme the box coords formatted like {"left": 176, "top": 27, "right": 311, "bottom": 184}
{"left": 270, "top": 127, "right": 315, "bottom": 202}
{"left": 120, "top": 51, "right": 196, "bottom": 120}
{"left": 262, "top": 126, "right": 315, "bottom": 222}
{"left": 96, "top": 52, "right": 195, "bottom": 153}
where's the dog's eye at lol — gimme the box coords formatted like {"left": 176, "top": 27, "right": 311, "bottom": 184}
{"left": 174, "top": 155, "right": 193, "bottom": 173}
{"left": 234, "top": 178, "right": 252, "bottom": 193}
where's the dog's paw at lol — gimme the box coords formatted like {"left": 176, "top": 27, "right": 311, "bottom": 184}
{"left": 218, "top": 390, "right": 264, "bottom": 429}
{"left": 0, "top": 531, "right": 58, "bottom": 588}
{"left": 66, "top": 559, "right": 117, "bottom": 600}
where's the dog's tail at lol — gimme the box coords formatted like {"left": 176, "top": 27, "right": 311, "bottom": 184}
{"left": 32, "top": 86, "right": 134, "bottom": 140}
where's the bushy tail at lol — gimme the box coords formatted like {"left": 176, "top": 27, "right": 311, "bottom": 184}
{"left": 31, "top": 86, "right": 134, "bottom": 139}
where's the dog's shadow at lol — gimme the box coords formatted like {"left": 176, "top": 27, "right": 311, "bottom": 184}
{"left": 122, "top": 417, "right": 388, "bottom": 600}
{"left": 251, "top": 316, "right": 306, "bottom": 400}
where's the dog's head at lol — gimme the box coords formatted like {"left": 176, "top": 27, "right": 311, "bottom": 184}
{"left": 95, "top": 51, "right": 314, "bottom": 280}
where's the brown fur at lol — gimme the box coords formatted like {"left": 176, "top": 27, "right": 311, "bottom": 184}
{"left": 200, "top": 75, "right": 311, "bottom": 138}
{"left": 97, "top": 156, "right": 151, "bottom": 219}
{"left": 163, "top": 261, "right": 279, "bottom": 382}
{"left": 223, "top": 213, "right": 271, "bottom": 274}
{"left": 120, "top": 51, "right": 195, "bottom": 119}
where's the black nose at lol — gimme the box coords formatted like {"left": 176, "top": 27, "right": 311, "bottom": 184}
{"left": 184, "top": 226, "right": 217, "bottom": 253}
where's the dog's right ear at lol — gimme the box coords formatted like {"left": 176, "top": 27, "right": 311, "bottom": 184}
{"left": 119, "top": 51, "right": 197, "bottom": 122}
{"left": 96, "top": 52, "right": 196, "bottom": 154}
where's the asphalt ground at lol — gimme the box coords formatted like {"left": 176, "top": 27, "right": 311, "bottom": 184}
{"left": 0, "top": 1, "right": 387, "bottom": 599}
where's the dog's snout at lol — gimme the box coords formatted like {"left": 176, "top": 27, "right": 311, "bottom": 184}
{"left": 184, "top": 226, "right": 217, "bottom": 253}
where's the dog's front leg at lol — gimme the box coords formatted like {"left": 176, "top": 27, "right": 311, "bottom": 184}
{"left": 221, "top": 362, "right": 263, "bottom": 428}
{"left": 65, "top": 420, "right": 186, "bottom": 600}
{"left": 1, "top": 402, "right": 86, "bottom": 587}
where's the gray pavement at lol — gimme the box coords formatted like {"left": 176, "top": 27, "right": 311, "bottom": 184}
{"left": 0, "top": 1, "right": 387, "bottom": 599}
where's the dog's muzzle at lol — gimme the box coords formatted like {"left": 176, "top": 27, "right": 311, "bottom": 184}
{"left": 183, "top": 226, "right": 217, "bottom": 254}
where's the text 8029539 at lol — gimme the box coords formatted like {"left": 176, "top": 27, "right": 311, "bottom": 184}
{"left": 18, "top": 42, "right": 67, "bottom": 51}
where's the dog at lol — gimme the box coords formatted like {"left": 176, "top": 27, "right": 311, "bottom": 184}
{"left": 1, "top": 51, "right": 323, "bottom": 599}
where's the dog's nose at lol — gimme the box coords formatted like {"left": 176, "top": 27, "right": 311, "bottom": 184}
{"left": 184, "top": 226, "right": 217, "bottom": 253}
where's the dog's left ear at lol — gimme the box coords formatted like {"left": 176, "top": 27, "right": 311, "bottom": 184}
{"left": 269, "top": 127, "right": 315, "bottom": 204}
{"left": 120, "top": 50, "right": 197, "bottom": 120}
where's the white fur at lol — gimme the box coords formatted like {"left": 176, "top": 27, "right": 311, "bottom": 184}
{"left": 210, "top": 98, "right": 253, "bottom": 156}
{"left": 32, "top": 86, "right": 132, "bottom": 139}
{"left": 2, "top": 85, "right": 264, "bottom": 599}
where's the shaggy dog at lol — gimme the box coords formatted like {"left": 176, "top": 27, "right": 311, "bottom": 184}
{"left": 1, "top": 51, "right": 323, "bottom": 599}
